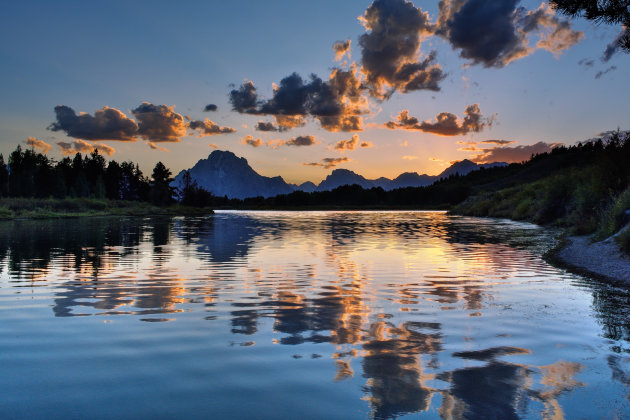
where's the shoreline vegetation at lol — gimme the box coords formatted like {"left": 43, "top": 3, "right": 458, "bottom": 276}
{"left": 0, "top": 197, "right": 213, "bottom": 219}
{"left": 2, "top": 129, "right": 629, "bottom": 281}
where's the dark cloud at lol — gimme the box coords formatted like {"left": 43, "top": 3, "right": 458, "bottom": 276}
{"left": 471, "top": 141, "right": 562, "bottom": 163}
{"left": 57, "top": 139, "right": 115, "bottom": 156}
{"left": 229, "top": 81, "right": 260, "bottom": 114}
{"left": 188, "top": 119, "right": 236, "bottom": 136}
{"left": 386, "top": 104, "right": 492, "bottom": 136}
{"left": 131, "top": 102, "right": 187, "bottom": 143}
{"left": 480, "top": 139, "right": 515, "bottom": 145}
{"left": 595, "top": 65, "right": 617, "bottom": 79}
{"left": 269, "top": 135, "right": 319, "bottom": 148}
{"left": 48, "top": 105, "right": 138, "bottom": 141}
{"left": 436, "top": 0, "right": 582, "bottom": 67}
{"left": 241, "top": 135, "right": 263, "bottom": 147}
{"left": 255, "top": 121, "right": 279, "bottom": 132}
{"left": 602, "top": 29, "right": 625, "bottom": 62}
{"left": 204, "top": 104, "right": 218, "bottom": 112}
{"left": 578, "top": 58, "right": 595, "bottom": 67}
{"left": 333, "top": 39, "right": 351, "bottom": 61}
{"left": 303, "top": 157, "right": 350, "bottom": 169}
{"left": 25, "top": 137, "right": 51, "bottom": 154}
{"left": 230, "top": 67, "right": 367, "bottom": 132}
{"left": 359, "top": 0, "right": 445, "bottom": 98}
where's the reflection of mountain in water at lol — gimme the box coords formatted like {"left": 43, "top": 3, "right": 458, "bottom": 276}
{"left": 195, "top": 213, "right": 261, "bottom": 263}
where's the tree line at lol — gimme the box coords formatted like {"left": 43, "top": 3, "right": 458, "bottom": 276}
{"left": 0, "top": 146, "right": 190, "bottom": 206}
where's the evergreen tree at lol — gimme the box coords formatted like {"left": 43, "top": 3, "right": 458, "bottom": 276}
{"left": 149, "top": 161, "right": 175, "bottom": 206}
{"left": 0, "top": 154, "right": 8, "bottom": 197}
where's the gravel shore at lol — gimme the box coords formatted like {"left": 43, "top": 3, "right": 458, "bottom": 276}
{"left": 554, "top": 232, "right": 630, "bottom": 283}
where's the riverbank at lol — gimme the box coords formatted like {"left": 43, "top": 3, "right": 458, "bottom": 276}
{"left": 0, "top": 198, "right": 213, "bottom": 219}
{"left": 550, "top": 227, "right": 630, "bottom": 284}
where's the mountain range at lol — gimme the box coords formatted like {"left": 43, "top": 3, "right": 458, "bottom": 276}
{"left": 172, "top": 150, "right": 507, "bottom": 199}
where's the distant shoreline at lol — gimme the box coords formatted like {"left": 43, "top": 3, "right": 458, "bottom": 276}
{"left": 0, "top": 198, "right": 213, "bottom": 220}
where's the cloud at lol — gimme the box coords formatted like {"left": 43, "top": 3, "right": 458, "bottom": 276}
{"left": 188, "top": 119, "right": 236, "bottom": 136}
{"left": 48, "top": 105, "right": 138, "bottom": 141}
{"left": 522, "top": 3, "right": 584, "bottom": 57}
{"left": 402, "top": 155, "right": 418, "bottom": 160}
{"left": 359, "top": 0, "right": 445, "bottom": 98}
{"left": 595, "top": 65, "right": 617, "bottom": 79}
{"left": 255, "top": 121, "right": 279, "bottom": 132}
{"left": 25, "top": 137, "right": 51, "bottom": 154}
{"left": 302, "top": 157, "right": 351, "bottom": 169}
{"left": 57, "top": 139, "right": 115, "bottom": 156}
{"left": 209, "top": 143, "right": 218, "bottom": 148}
{"left": 274, "top": 115, "right": 307, "bottom": 130}
{"left": 131, "top": 102, "right": 187, "bottom": 143}
{"left": 470, "top": 141, "right": 562, "bottom": 163}
{"left": 242, "top": 135, "right": 263, "bottom": 147}
{"left": 578, "top": 58, "right": 594, "bottom": 67}
{"left": 457, "top": 146, "right": 483, "bottom": 151}
{"left": 601, "top": 29, "right": 625, "bottom": 62}
{"left": 254, "top": 116, "right": 306, "bottom": 132}
{"left": 436, "top": 0, "right": 582, "bottom": 68}
{"left": 204, "top": 104, "right": 218, "bottom": 112}
{"left": 386, "top": 104, "right": 492, "bottom": 136}
{"left": 148, "top": 142, "right": 169, "bottom": 152}
{"left": 480, "top": 139, "right": 515, "bottom": 145}
{"left": 230, "top": 67, "right": 368, "bottom": 132}
{"left": 269, "top": 135, "right": 319, "bottom": 148}
{"left": 333, "top": 39, "right": 351, "bottom": 61}
{"left": 333, "top": 134, "right": 374, "bottom": 152}
{"left": 429, "top": 157, "right": 443, "bottom": 161}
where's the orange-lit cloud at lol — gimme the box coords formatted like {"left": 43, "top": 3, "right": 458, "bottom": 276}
{"left": 230, "top": 66, "right": 368, "bottom": 132}
{"left": 303, "top": 157, "right": 350, "bottom": 169}
{"left": 48, "top": 105, "right": 138, "bottom": 141}
{"left": 333, "top": 134, "right": 373, "bottom": 152}
{"left": 480, "top": 139, "right": 515, "bottom": 145}
{"left": 131, "top": 102, "right": 187, "bottom": 143}
{"left": 188, "top": 119, "right": 236, "bottom": 136}
{"left": 386, "top": 104, "right": 492, "bottom": 136}
{"left": 148, "top": 142, "right": 169, "bottom": 152}
{"left": 402, "top": 155, "right": 418, "bottom": 160}
{"left": 333, "top": 39, "right": 351, "bottom": 61}
{"left": 57, "top": 139, "right": 115, "bottom": 156}
{"left": 25, "top": 137, "right": 51, "bottom": 153}
{"left": 242, "top": 135, "right": 263, "bottom": 147}
{"left": 208, "top": 143, "right": 218, "bottom": 148}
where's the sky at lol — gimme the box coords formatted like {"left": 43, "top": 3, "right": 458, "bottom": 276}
{"left": 1, "top": 0, "right": 628, "bottom": 184}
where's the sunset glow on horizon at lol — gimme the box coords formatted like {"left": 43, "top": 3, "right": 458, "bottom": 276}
{"left": 1, "top": 0, "right": 628, "bottom": 184}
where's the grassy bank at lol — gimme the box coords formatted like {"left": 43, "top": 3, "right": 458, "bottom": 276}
{"left": 0, "top": 198, "right": 213, "bottom": 219}
{"left": 451, "top": 171, "right": 630, "bottom": 254}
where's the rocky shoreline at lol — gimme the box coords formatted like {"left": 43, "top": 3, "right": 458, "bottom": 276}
{"left": 553, "top": 231, "right": 630, "bottom": 284}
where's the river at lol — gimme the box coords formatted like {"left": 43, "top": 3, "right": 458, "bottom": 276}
{"left": 1, "top": 211, "right": 629, "bottom": 419}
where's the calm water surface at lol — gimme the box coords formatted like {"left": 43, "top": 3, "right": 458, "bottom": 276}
{"left": 1, "top": 211, "right": 629, "bottom": 419}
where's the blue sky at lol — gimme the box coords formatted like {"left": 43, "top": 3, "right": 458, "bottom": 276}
{"left": 1, "top": 0, "right": 628, "bottom": 183}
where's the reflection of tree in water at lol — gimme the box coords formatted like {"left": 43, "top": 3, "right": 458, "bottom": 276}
{"left": 0, "top": 218, "right": 144, "bottom": 279}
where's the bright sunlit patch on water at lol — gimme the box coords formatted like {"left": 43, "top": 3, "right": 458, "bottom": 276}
{"left": 0, "top": 211, "right": 629, "bottom": 419}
